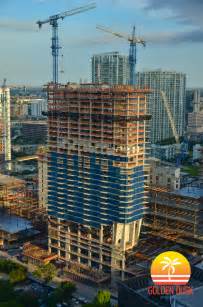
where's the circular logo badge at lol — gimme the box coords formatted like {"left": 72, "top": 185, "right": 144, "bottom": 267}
{"left": 151, "top": 251, "right": 191, "bottom": 285}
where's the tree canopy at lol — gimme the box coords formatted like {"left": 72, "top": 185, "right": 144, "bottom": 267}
{"left": 33, "top": 263, "right": 57, "bottom": 283}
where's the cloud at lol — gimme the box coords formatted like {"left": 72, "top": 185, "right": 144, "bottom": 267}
{"left": 145, "top": 29, "right": 203, "bottom": 44}
{"left": 0, "top": 19, "right": 41, "bottom": 32}
{"left": 144, "top": 0, "right": 203, "bottom": 26}
{"left": 142, "top": 0, "right": 203, "bottom": 45}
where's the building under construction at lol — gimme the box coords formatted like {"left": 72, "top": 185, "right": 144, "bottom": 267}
{"left": 47, "top": 83, "right": 150, "bottom": 280}
{"left": 0, "top": 174, "right": 46, "bottom": 229}
{"left": 144, "top": 186, "right": 203, "bottom": 254}
{"left": 0, "top": 83, "right": 11, "bottom": 171}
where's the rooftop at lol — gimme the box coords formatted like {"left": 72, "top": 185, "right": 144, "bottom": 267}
{"left": 23, "top": 243, "right": 57, "bottom": 265}
{"left": 173, "top": 187, "right": 203, "bottom": 199}
{"left": 0, "top": 210, "right": 32, "bottom": 234}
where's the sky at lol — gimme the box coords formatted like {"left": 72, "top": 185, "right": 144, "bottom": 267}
{"left": 0, "top": 0, "right": 203, "bottom": 87}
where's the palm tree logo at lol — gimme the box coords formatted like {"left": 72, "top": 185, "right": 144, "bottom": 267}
{"left": 160, "top": 257, "right": 181, "bottom": 281}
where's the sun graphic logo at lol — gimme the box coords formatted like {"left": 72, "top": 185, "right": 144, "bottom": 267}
{"left": 151, "top": 251, "right": 191, "bottom": 285}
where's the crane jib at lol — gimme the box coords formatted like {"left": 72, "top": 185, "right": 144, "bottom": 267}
{"left": 37, "top": 3, "right": 96, "bottom": 84}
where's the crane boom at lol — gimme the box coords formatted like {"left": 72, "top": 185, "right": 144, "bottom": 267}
{"left": 96, "top": 25, "right": 129, "bottom": 41}
{"left": 37, "top": 3, "right": 96, "bottom": 84}
{"left": 160, "top": 90, "right": 180, "bottom": 144}
{"left": 96, "top": 25, "right": 145, "bottom": 45}
{"left": 96, "top": 25, "right": 145, "bottom": 85}
{"left": 37, "top": 3, "right": 96, "bottom": 27}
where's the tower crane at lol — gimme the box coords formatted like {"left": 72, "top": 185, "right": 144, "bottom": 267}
{"left": 37, "top": 3, "right": 96, "bottom": 84}
{"left": 96, "top": 25, "right": 145, "bottom": 85}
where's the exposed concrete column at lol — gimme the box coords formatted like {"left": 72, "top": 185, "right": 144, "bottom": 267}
{"left": 121, "top": 257, "right": 125, "bottom": 281}
{"left": 134, "top": 219, "right": 142, "bottom": 243}
{"left": 131, "top": 221, "right": 136, "bottom": 247}
{"left": 112, "top": 223, "right": 116, "bottom": 245}
{"left": 122, "top": 223, "right": 126, "bottom": 252}
{"left": 77, "top": 226, "right": 81, "bottom": 264}
{"left": 48, "top": 236, "right": 51, "bottom": 253}
{"left": 57, "top": 218, "right": 61, "bottom": 257}
{"left": 88, "top": 232, "right": 92, "bottom": 267}
{"left": 66, "top": 226, "right": 70, "bottom": 261}
{"left": 99, "top": 225, "right": 103, "bottom": 270}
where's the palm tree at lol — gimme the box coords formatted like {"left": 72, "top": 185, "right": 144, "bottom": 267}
{"left": 160, "top": 257, "right": 181, "bottom": 280}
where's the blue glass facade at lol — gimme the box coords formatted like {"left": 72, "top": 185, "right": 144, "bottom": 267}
{"left": 48, "top": 151, "right": 145, "bottom": 228}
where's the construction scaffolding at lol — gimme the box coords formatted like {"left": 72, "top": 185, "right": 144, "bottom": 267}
{"left": 47, "top": 83, "right": 151, "bottom": 280}
{"left": 144, "top": 186, "right": 203, "bottom": 253}
{"left": 0, "top": 174, "right": 47, "bottom": 229}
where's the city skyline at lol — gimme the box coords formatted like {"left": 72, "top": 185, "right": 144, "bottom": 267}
{"left": 0, "top": 0, "right": 203, "bottom": 86}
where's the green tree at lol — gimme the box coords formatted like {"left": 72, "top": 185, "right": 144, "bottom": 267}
{"left": 60, "top": 281, "right": 76, "bottom": 301}
{"left": 83, "top": 290, "right": 112, "bottom": 307}
{"left": 96, "top": 290, "right": 111, "bottom": 305}
{"left": 9, "top": 269, "right": 27, "bottom": 284}
{"left": 0, "top": 301, "right": 23, "bottom": 307}
{"left": 46, "top": 281, "right": 76, "bottom": 306}
{"left": 33, "top": 263, "right": 56, "bottom": 283}
{"left": 17, "top": 292, "right": 39, "bottom": 307}
{"left": 0, "top": 259, "right": 27, "bottom": 276}
{"left": 0, "top": 281, "right": 15, "bottom": 303}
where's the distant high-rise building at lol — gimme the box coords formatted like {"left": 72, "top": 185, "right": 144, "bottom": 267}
{"left": 91, "top": 52, "right": 129, "bottom": 85}
{"left": 186, "top": 89, "right": 203, "bottom": 126}
{"left": 0, "top": 85, "right": 11, "bottom": 170}
{"left": 137, "top": 70, "right": 186, "bottom": 144}
{"left": 11, "top": 97, "right": 47, "bottom": 119}
{"left": 27, "top": 99, "right": 47, "bottom": 118}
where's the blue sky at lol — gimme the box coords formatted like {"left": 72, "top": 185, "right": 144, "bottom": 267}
{"left": 0, "top": 0, "right": 203, "bottom": 87}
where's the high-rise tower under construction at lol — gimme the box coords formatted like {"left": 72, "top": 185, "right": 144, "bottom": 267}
{"left": 47, "top": 83, "right": 150, "bottom": 280}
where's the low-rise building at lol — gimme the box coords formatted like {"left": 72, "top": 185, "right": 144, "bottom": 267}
{"left": 148, "top": 158, "right": 180, "bottom": 191}
{"left": 144, "top": 186, "right": 203, "bottom": 253}
{"left": 151, "top": 144, "right": 179, "bottom": 161}
{"left": 193, "top": 144, "right": 203, "bottom": 161}
{"left": 11, "top": 96, "right": 47, "bottom": 119}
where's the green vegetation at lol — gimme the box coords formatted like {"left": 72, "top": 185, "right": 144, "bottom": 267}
{"left": 16, "top": 292, "right": 39, "bottom": 307}
{"left": 83, "top": 290, "right": 112, "bottom": 307}
{"left": 0, "top": 281, "right": 15, "bottom": 303}
{"left": 33, "top": 263, "right": 57, "bottom": 283}
{"left": 47, "top": 282, "right": 76, "bottom": 307}
{"left": 0, "top": 281, "right": 38, "bottom": 307}
{"left": 182, "top": 165, "right": 199, "bottom": 176}
{"left": 0, "top": 259, "right": 27, "bottom": 284}
{"left": 9, "top": 269, "right": 27, "bottom": 284}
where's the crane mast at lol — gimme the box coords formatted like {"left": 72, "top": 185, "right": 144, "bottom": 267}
{"left": 129, "top": 26, "right": 137, "bottom": 86}
{"left": 96, "top": 25, "right": 145, "bottom": 86}
{"left": 37, "top": 3, "right": 96, "bottom": 84}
